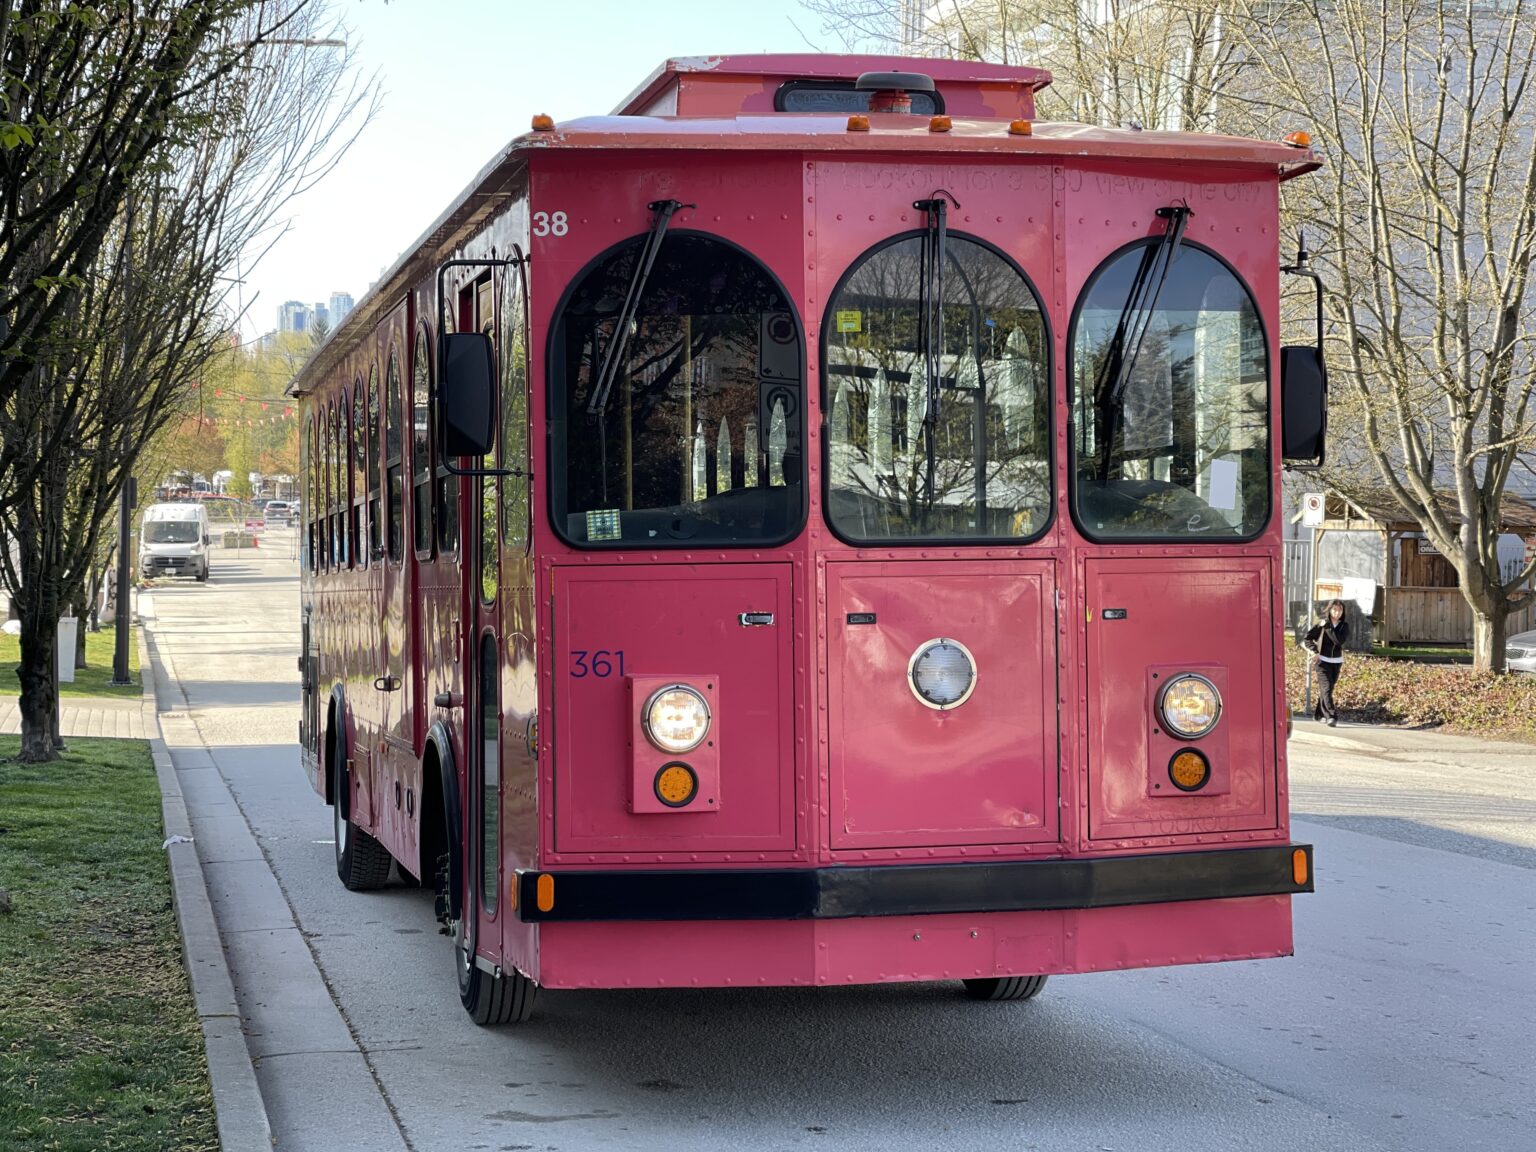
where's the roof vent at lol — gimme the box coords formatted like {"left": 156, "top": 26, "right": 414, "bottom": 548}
{"left": 855, "top": 71, "right": 935, "bottom": 115}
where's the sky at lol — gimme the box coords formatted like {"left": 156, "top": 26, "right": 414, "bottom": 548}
{"left": 235, "top": 0, "right": 850, "bottom": 341}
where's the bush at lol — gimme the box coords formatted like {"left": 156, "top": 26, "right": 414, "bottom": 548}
{"left": 1284, "top": 648, "right": 1536, "bottom": 740}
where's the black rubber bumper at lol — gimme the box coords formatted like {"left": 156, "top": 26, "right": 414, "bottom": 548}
{"left": 514, "top": 843, "right": 1313, "bottom": 923}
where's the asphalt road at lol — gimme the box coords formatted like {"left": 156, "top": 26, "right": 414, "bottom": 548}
{"left": 143, "top": 536, "right": 1536, "bottom": 1152}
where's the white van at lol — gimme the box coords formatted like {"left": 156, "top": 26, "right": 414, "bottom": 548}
{"left": 139, "top": 503, "right": 212, "bottom": 581}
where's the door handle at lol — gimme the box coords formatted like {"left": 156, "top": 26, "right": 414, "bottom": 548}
{"left": 374, "top": 675, "right": 401, "bottom": 692}
{"left": 738, "top": 612, "right": 775, "bottom": 627}
{"left": 434, "top": 691, "right": 462, "bottom": 708}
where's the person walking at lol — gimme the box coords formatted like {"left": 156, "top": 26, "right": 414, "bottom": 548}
{"left": 1302, "top": 599, "right": 1350, "bottom": 726}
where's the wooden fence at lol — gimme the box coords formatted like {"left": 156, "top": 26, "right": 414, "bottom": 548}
{"left": 1382, "top": 587, "right": 1536, "bottom": 645}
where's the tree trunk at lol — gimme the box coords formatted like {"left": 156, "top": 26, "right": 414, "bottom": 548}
{"left": 1472, "top": 604, "right": 1510, "bottom": 674}
{"left": 15, "top": 619, "right": 57, "bottom": 762}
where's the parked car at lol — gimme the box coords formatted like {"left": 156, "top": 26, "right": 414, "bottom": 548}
{"left": 1507, "top": 629, "right": 1536, "bottom": 674}
{"left": 263, "top": 500, "right": 296, "bottom": 524}
{"left": 139, "top": 502, "right": 211, "bottom": 581}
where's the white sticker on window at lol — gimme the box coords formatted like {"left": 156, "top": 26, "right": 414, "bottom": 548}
{"left": 1208, "top": 457, "right": 1240, "bottom": 511}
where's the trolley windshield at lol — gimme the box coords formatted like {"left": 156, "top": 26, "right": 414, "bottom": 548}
{"left": 550, "top": 233, "right": 804, "bottom": 546}
{"left": 823, "top": 234, "right": 1051, "bottom": 542}
{"left": 1072, "top": 243, "right": 1269, "bottom": 539}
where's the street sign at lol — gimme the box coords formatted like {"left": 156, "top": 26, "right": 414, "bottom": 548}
{"left": 1302, "top": 491, "right": 1325, "bottom": 526}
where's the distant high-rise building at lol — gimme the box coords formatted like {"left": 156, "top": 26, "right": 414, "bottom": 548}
{"left": 312, "top": 302, "right": 330, "bottom": 330}
{"left": 329, "top": 292, "right": 355, "bottom": 325}
{"left": 278, "top": 300, "right": 309, "bottom": 333}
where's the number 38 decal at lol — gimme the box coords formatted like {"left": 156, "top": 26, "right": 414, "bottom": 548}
{"left": 532, "top": 211, "right": 569, "bottom": 237}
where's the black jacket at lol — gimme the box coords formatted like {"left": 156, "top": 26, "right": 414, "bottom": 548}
{"left": 1303, "top": 618, "right": 1350, "bottom": 659}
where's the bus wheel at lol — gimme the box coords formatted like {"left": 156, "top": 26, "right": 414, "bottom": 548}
{"left": 441, "top": 865, "right": 536, "bottom": 1025}
{"left": 455, "top": 923, "right": 537, "bottom": 1026}
{"left": 961, "top": 975, "right": 1049, "bottom": 1002}
{"left": 333, "top": 754, "right": 390, "bottom": 890}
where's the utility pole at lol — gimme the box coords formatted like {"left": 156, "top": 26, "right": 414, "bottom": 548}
{"left": 112, "top": 476, "right": 136, "bottom": 684}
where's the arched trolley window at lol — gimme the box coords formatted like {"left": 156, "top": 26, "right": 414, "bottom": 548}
{"left": 549, "top": 232, "right": 805, "bottom": 547}
{"left": 823, "top": 232, "right": 1052, "bottom": 543}
{"left": 1070, "top": 241, "right": 1269, "bottom": 540}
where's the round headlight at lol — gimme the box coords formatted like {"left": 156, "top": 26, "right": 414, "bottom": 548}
{"left": 1159, "top": 674, "right": 1222, "bottom": 739}
{"left": 643, "top": 684, "right": 711, "bottom": 753}
{"left": 908, "top": 638, "right": 978, "bottom": 710}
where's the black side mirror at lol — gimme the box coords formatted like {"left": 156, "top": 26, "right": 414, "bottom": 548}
{"left": 437, "top": 331, "right": 496, "bottom": 458}
{"left": 1281, "top": 345, "right": 1327, "bottom": 468}
{"left": 1281, "top": 234, "right": 1328, "bottom": 471}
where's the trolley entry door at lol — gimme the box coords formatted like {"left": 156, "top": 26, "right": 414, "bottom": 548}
{"left": 826, "top": 560, "right": 1059, "bottom": 851}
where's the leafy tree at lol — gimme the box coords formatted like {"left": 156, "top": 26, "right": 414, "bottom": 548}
{"left": 0, "top": 0, "right": 375, "bottom": 760}
{"left": 1227, "top": 0, "right": 1536, "bottom": 670}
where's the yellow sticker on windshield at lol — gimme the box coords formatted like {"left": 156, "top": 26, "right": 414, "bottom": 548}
{"left": 835, "top": 310, "right": 862, "bottom": 334}
{"left": 585, "top": 509, "right": 621, "bottom": 542}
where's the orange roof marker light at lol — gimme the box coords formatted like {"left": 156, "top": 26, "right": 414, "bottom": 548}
{"left": 929, "top": 115, "right": 953, "bottom": 133}
{"left": 1008, "top": 119, "right": 1033, "bottom": 136}
{"left": 531, "top": 113, "right": 555, "bottom": 132}
{"left": 846, "top": 114, "right": 870, "bottom": 133}
{"left": 1283, "top": 130, "right": 1312, "bottom": 149}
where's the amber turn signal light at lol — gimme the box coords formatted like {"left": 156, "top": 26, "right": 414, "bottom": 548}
{"left": 654, "top": 762, "right": 699, "bottom": 808}
{"left": 531, "top": 113, "right": 555, "bottom": 132}
{"left": 1169, "top": 749, "right": 1211, "bottom": 792}
{"left": 847, "top": 114, "right": 870, "bottom": 132}
{"left": 1008, "top": 119, "right": 1033, "bottom": 136}
{"left": 1292, "top": 848, "right": 1310, "bottom": 886}
{"left": 929, "top": 115, "right": 952, "bottom": 133}
{"left": 536, "top": 872, "right": 555, "bottom": 912}
{"left": 1283, "top": 130, "right": 1312, "bottom": 148}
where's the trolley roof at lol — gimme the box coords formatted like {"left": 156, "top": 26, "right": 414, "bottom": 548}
{"left": 289, "top": 61, "right": 1320, "bottom": 398}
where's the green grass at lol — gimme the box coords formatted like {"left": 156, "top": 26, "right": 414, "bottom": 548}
{"left": 0, "top": 625, "right": 140, "bottom": 698}
{"left": 1370, "top": 643, "right": 1472, "bottom": 662}
{"left": 0, "top": 736, "right": 217, "bottom": 1152}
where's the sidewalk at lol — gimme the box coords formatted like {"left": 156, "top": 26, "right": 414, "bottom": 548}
{"left": 0, "top": 691, "right": 150, "bottom": 739}
{"left": 1290, "top": 715, "right": 1536, "bottom": 760}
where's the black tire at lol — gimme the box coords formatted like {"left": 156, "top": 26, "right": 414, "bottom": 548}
{"left": 196, "top": 562, "right": 209, "bottom": 583}
{"left": 440, "top": 823, "right": 536, "bottom": 1025}
{"left": 333, "top": 749, "right": 391, "bottom": 890}
{"left": 962, "top": 974, "right": 1049, "bottom": 1002}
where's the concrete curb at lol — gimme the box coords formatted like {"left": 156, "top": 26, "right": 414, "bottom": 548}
{"left": 137, "top": 624, "right": 275, "bottom": 1151}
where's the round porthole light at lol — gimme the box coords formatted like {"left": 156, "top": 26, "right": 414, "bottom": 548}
{"left": 908, "top": 638, "right": 978, "bottom": 710}
{"left": 643, "top": 684, "right": 711, "bottom": 754}
{"left": 1158, "top": 674, "right": 1222, "bottom": 739}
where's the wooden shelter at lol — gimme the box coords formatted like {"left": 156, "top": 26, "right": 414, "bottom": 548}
{"left": 1301, "top": 489, "right": 1536, "bottom": 646}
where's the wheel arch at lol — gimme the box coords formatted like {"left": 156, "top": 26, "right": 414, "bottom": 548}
{"left": 323, "top": 684, "right": 349, "bottom": 807}
{"left": 420, "top": 720, "right": 462, "bottom": 918}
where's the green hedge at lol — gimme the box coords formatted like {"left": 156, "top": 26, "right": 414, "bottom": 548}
{"left": 1284, "top": 647, "right": 1536, "bottom": 740}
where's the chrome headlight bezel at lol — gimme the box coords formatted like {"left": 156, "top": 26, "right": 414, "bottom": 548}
{"left": 1157, "top": 673, "right": 1222, "bottom": 740}
{"left": 642, "top": 683, "right": 712, "bottom": 754}
{"left": 907, "top": 637, "right": 978, "bottom": 711}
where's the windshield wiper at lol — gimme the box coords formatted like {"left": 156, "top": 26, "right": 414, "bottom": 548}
{"left": 1095, "top": 202, "right": 1193, "bottom": 484}
{"left": 914, "top": 190, "right": 959, "bottom": 503}
{"left": 585, "top": 198, "right": 693, "bottom": 418}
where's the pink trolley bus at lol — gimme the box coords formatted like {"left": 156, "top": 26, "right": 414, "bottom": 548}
{"left": 292, "top": 55, "right": 1326, "bottom": 1024}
